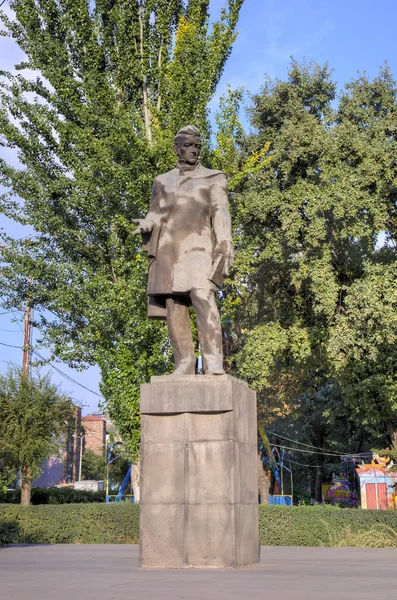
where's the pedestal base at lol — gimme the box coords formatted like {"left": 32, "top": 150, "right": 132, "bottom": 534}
{"left": 139, "top": 375, "right": 259, "bottom": 568}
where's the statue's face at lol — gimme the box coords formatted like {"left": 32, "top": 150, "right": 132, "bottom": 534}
{"left": 175, "top": 135, "right": 201, "bottom": 165}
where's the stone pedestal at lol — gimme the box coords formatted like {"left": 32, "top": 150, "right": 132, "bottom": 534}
{"left": 139, "top": 375, "right": 259, "bottom": 569}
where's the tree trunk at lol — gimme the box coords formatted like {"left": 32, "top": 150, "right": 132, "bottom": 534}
{"left": 138, "top": 4, "right": 152, "bottom": 144}
{"left": 131, "top": 460, "right": 140, "bottom": 503}
{"left": 315, "top": 466, "right": 323, "bottom": 503}
{"left": 310, "top": 469, "right": 316, "bottom": 504}
{"left": 20, "top": 466, "right": 32, "bottom": 505}
{"left": 258, "top": 452, "right": 270, "bottom": 504}
{"left": 385, "top": 420, "right": 397, "bottom": 450}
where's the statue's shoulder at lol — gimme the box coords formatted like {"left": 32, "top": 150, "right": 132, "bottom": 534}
{"left": 154, "top": 168, "right": 179, "bottom": 184}
{"left": 197, "top": 165, "right": 226, "bottom": 179}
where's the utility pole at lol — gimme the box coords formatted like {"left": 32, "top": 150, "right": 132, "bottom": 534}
{"left": 22, "top": 296, "right": 32, "bottom": 379}
{"left": 0, "top": 244, "right": 33, "bottom": 377}
{"left": 78, "top": 432, "right": 83, "bottom": 481}
{"left": 20, "top": 290, "right": 33, "bottom": 505}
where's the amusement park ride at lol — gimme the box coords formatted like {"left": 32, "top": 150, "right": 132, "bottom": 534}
{"left": 258, "top": 424, "right": 293, "bottom": 505}
{"left": 105, "top": 430, "right": 396, "bottom": 509}
{"left": 327, "top": 453, "right": 396, "bottom": 509}
{"left": 105, "top": 442, "right": 134, "bottom": 503}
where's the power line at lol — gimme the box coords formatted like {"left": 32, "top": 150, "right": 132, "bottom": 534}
{"left": 267, "top": 430, "right": 344, "bottom": 455}
{"left": 0, "top": 299, "right": 24, "bottom": 335}
{"left": 270, "top": 442, "right": 347, "bottom": 458}
{"left": 0, "top": 297, "right": 103, "bottom": 399}
{"left": 286, "top": 459, "right": 322, "bottom": 468}
{"left": 32, "top": 349, "right": 104, "bottom": 399}
{"left": 0, "top": 341, "right": 21, "bottom": 349}
{"left": 264, "top": 454, "right": 322, "bottom": 468}
{"left": 0, "top": 328, "right": 20, "bottom": 333}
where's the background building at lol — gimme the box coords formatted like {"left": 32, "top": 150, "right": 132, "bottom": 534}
{"left": 33, "top": 404, "right": 82, "bottom": 487}
{"left": 82, "top": 415, "right": 106, "bottom": 455}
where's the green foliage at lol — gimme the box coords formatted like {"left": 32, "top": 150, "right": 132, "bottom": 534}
{"left": 0, "top": 503, "right": 138, "bottom": 544}
{"left": 0, "top": 0, "right": 244, "bottom": 458}
{"left": 259, "top": 505, "right": 397, "bottom": 547}
{"left": 81, "top": 449, "right": 106, "bottom": 481}
{"left": 221, "top": 61, "right": 343, "bottom": 424}
{"left": 377, "top": 449, "right": 397, "bottom": 461}
{"left": 329, "top": 261, "right": 397, "bottom": 442}
{"left": 374, "top": 448, "right": 397, "bottom": 471}
{"left": 107, "top": 454, "right": 131, "bottom": 494}
{"left": 0, "top": 448, "right": 17, "bottom": 494}
{"left": 0, "top": 366, "right": 75, "bottom": 492}
{"left": 0, "top": 486, "right": 105, "bottom": 504}
{"left": 217, "top": 60, "right": 397, "bottom": 459}
{"left": 1, "top": 504, "right": 397, "bottom": 547}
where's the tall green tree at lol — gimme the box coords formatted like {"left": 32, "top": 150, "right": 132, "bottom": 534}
{"left": 221, "top": 60, "right": 341, "bottom": 419}
{"left": 327, "top": 68, "right": 397, "bottom": 449}
{"left": 0, "top": 0, "right": 244, "bottom": 456}
{"left": 216, "top": 61, "right": 397, "bottom": 493}
{"left": 0, "top": 366, "right": 74, "bottom": 504}
{"left": 81, "top": 448, "right": 106, "bottom": 481}
{"left": 329, "top": 259, "right": 397, "bottom": 449}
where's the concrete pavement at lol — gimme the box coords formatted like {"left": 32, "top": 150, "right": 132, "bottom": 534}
{"left": 1, "top": 544, "right": 396, "bottom": 600}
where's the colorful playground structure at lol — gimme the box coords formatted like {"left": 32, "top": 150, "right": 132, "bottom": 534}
{"left": 105, "top": 442, "right": 134, "bottom": 503}
{"left": 106, "top": 428, "right": 396, "bottom": 509}
{"left": 356, "top": 455, "right": 396, "bottom": 510}
{"left": 258, "top": 424, "right": 293, "bottom": 506}
{"left": 327, "top": 453, "right": 396, "bottom": 510}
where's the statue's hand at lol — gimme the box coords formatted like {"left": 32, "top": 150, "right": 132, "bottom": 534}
{"left": 132, "top": 218, "right": 155, "bottom": 236}
{"left": 214, "top": 240, "right": 234, "bottom": 277}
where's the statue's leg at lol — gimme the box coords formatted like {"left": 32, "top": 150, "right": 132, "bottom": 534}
{"left": 190, "top": 289, "right": 224, "bottom": 375}
{"left": 166, "top": 296, "right": 196, "bottom": 375}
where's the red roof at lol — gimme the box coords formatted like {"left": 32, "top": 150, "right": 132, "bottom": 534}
{"left": 82, "top": 416, "right": 105, "bottom": 422}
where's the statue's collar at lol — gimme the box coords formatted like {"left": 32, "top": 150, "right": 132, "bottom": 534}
{"left": 177, "top": 160, "right": 200, "bottom": 175}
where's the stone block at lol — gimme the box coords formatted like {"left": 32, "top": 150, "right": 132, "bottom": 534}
{"left": 232, "top": 379, "right": 257, "bottom": 445}
{"left": 236, "top": 504, "right": 259, "bottom": 567}
{"left": 247, "top": 388, "right": 258, "bottom": 446}
{"left": 232, "top": 441, "right": 241, "bottom": 505}
{"left": 185, "top": 504, "right": 235, "bottom": 568}
{"left": 139, "top": 375, "right": 258, "bottom": 568}
{"left": 140, "top": 442, "right": 185, "bottom": 504}
{"left": 141, "top": 412, "right": 185, "bottom": 444}
{"left": 185, "top": 410, "right": 233, "bottom": 442}
{"left": 239, "top": 443, "right": 259, "bottom": 504}
{"left": 141, "top": 375, "right": 248, "bottom": 414}
{"left": 187, "top": 441, "right": 233, "bottom": 504}
{"left": 139, "top": 504, "right": 185, "bottom": 568}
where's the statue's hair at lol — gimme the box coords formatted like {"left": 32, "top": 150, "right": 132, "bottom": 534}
{"left": 174, "top": 125, "right": 201, "bottom": 144}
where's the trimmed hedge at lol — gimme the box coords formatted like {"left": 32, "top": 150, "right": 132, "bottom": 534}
{"left": 0, "top": 504, "right": 138, "bottom": 545}
{"left": 0, "top": 487, "right": 106, "bottom": 504}
{"left": 259, "top": 505, "right": 397, "bottom": 547}
{"left": 1, "top": 504, "right": 397, "bottom": 547}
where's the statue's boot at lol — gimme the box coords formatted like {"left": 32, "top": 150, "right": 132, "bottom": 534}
{"left": 190, "top": 289, "right": 225, "bottom": 375}
{"left": 166, "top": 297, "right": 196, "bottom": 376}
{"left": 172, "top": 356, "right": 196, "bottom": 376}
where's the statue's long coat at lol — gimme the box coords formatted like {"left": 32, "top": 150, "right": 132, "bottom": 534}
{"left": 142, "top": 163, "right": 233, "bottom": 319}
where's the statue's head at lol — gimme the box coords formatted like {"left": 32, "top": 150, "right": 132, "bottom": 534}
{"left": 174, "top": 125, "right": 201, "bottom": 166}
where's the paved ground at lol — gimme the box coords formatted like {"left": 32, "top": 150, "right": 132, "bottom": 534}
{"left": 1, "top": 544, "right": 396, "bottom": 600}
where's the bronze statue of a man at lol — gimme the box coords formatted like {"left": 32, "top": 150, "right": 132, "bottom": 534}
{"left": 134, "top": 125, "right": 234, "bottom": 376}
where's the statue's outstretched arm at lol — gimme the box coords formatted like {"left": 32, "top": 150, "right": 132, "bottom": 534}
{"left": 132, "top": 179, "right": 161, "bottom": 236}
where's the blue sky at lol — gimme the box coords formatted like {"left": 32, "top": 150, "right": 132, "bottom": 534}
{"left": 1, "top": 0, "right": 397, "bottom": 413}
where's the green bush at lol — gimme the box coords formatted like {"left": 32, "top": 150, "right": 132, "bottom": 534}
{"left": 1, "top": 503, "right": 397, "bottom": 547}
{"left": 0, "top": 504, "right": 138, "bottom": 545}
{"left": 0, "top": 487, "right": 106, "bottom": 504}
{"left": 259, "top": 505, "right": 397, "bottom": 547}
